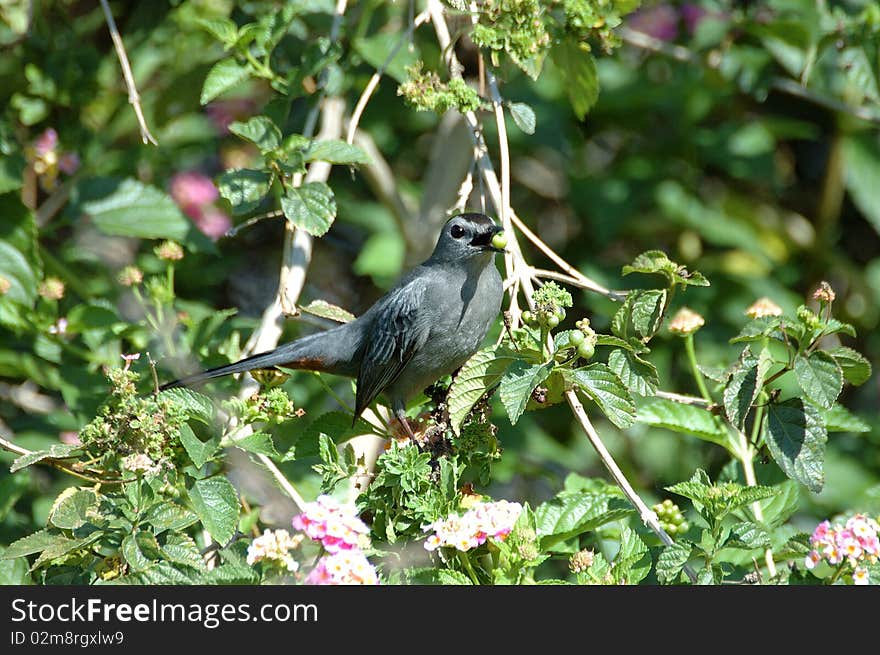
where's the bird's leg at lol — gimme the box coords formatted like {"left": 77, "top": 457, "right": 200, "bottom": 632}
{"left": 394, "top": 408, "right": 417, "bottom": 442}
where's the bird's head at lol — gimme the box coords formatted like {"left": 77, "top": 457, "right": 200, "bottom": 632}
{"left": 428, "top": 213, "right": 505, "bottom": 264}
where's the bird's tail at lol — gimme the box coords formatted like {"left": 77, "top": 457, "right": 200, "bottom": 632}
{"left": 159, "top": 329, "right": 358, "bottom": 391}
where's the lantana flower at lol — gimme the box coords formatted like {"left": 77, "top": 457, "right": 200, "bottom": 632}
{"left": 246, "top": 529, "right": 304, "bottom": 572}
{"left": 423, "top": 499, "right": 523, "bottom": 552}
{"left": 291, "top": 494, "right": 370, "bottom": 553}
{"left": 804, "top": 514, "right": 879, "bottom": 584}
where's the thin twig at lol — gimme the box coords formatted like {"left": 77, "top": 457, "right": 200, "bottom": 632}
{"left": 565, "top": 391, "right": 699, "bottom": 582}
{"left": 99, "top": 0, "right": 158, "bottom": 145}
{"left": 655, "top": 390, "right": 712, "bottom": 407}
{"left": 256, "top": 453, "right": 306, "bottom": 512}
{"left": 0, "top": 433, "right": 132, "bottom": 485}
{"left": 346, "top": 7, "right": 431, "bottom": 145}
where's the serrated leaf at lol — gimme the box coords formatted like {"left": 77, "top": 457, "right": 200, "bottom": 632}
{"left": 280, "top": 181, "right": 336, "bottom": 236}
{"left": 449, "top": 346, "right": 518, "bottom": 434}
{"left": 551, "top": 38, "right": 598, "bottom": 119}
{"left": 731, "top": 316, "right": 783, "bottom": 344}
{"left": 793, "top": 351, "right": 843, "bottom": 410}
{"left": 72, "top": 178, "right": 213, "bottom": 250}
{"left": 218, "top": 168, "right": 272, "bottom": 215}
{"left": 141, "top": 502, "right": 199, "bottom": 534}
{"left": 656, "top": 541, "right": 692, "bottom": 584}
{"left": 229, "top": 116, "right": 282, "bottom": 152}
{"left": 612, "top": 289, "right": 666, "bottom": 343}
{"left": 723, "top": 348, "right": 771, "bottom": 428}
{"left": 0, "top": 549, "right": 31, "bottom": 584}
{"left": 508, "top": 102, "right": 536, "bottom": 134}
{"left": 565, "top": 364, "right": 636, "bottom": 428}
{"left": 48, "top": 488, "right": 97, "bottom": 530}
{"left": 159, "top": 387, "right": 215, "bottom": 424}
{"left": 622, "top": 249, "right": 709, "bottom": 287}
{"left": 2, "top": 529, "right": 67, "bottom": 559}
{"left": 829, "top": 346, "right": 871, "bottom": 386}
{"left": 303, "top": 140, "right": 371, "bottom": 165}
{"left": 198, "top": 18, "right": 238, "bottom": 46}
{"left": 161, "top": 533, "right": 206, "bottom": 571}
{"left": 595, "top": 334, "right": 638, "bottom": 351}
{"left": 188, "top": 477, "right": 239, "bottom": 545}
{"left": 763, "top": 399, "right": 827, "bottom": 493}
{"left": 536, "top": 493, "right": 632, "bottom": 550}
{"left": 823, "top": 404, "right": 870, "bottom": 433}
{"left": 498, "top": 359, "right": 553, "bottom": 426}
{"left": 178, "top": 423, "right": 219, "bottom": 468}
{"left": 289, "top": 411, "right": 375, "bottom": 459}
{"left": 612, "top": 527, "right": 650, "bottom": 584}
{"left": 201, "top": 57, "right": 251, "bottom": 105}
{"left": 122, "top": 531, "right": 162, "bottom": 572}
{"left": 232, "top": 431, "right": 280, "bottom": 458}
{"left": 299, "top": 299, "right": 355, "bottom": 323}
{"left": 728, "top": 521, "right": 771, "bottom": 549}
{"left": 10, "top": 443, "right": 81, "bottom": 473}
{"left": 608, "top": 349, "right": 659, "bottom": 396}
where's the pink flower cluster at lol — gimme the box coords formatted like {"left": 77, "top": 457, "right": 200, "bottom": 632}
{"left": 305, "top": 550, "right": 379, "bottom": 585}
{"left": 28, "top": 128, "right": 79, "bottom": 191}
{"left": 169, "top": 171, "right": 231, "bottom": 241}
{"left": 627, "top": 3, "right": 726, "bottom": 42}
{"left": 424, "top": 500, "right": 523, "bottom": 552}
{"left": 291, "top": 495, "right": 370, "bottom": 554}
{"left": 805, "top": 514, "right": 879, "bottom": 585}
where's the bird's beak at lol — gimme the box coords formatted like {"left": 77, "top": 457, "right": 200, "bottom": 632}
{"left": 470, "top": 224, "right": 505, "bottom": 252}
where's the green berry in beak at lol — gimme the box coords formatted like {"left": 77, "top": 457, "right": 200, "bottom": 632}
{"left": 491, "top": 231, "right": 508, "bottom": 251}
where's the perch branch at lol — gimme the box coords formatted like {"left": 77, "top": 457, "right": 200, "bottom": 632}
{"left": 99, "top": 0, "right": 158, "bottom": 145}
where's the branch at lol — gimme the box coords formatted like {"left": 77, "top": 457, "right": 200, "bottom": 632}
{"left": 0, "top": 433, "right": 133, "bottom": 485}
{"left": 346, "top": 6, "right": 432, "bottom": 145}
{"left": 99, "top": 0, "right": 158, "bottom": 145}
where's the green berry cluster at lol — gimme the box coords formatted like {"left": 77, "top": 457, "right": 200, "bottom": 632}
{"left": 653, "top": 499, "right": 689, "bottom": 537}
{"left": 524, "top": 281, "right": 573, "bottom": 330}
{"left": 398, "top": 63, "right": 483, "bottom": 115}
{"left": 572, "top": 317, "right": 597, "bottom": 359}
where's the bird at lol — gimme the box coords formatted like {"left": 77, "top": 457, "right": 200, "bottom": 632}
{"left": 160, "top": 213, "right": 506, "bottom": 438}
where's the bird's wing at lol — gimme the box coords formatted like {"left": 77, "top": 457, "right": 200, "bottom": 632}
{"left": 355, "top": 275, "right": 430, "bottom": 417}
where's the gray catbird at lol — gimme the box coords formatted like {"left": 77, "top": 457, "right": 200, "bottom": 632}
{"left": 161, "top": 213, "right": 505, "bottom": 437}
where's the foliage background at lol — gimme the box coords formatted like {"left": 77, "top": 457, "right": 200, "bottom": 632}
{"left": 1, "top": 0, "right": 879, "bottom": 583}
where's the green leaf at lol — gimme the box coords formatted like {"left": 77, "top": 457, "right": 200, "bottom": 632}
{"left": 498, "top": 360, "right": 553, "bottom": 426}
{"left": 161, "top": 533, "right": 206, "bottom": 571}
{"left": 160, "top": 387, "right": 215, "bottom": 425}
{"left": 0, "top": 152, "right": 26, "bottom": 195}
{"left": 508, "top": 102, "right": 536, "bottom": 134}
{"left": 656, "top": 541, "right": 691, "bottom": 584}
{"left": 612, "top": 527, "right": 651, "bottom": 584}
{"left": 607, "top": 349, "right": 659, "bottom": 396}
{"left": 229, "top": 116, "right": 282, "bottom": 152}
{"left": 71, "top": 178, "right": 213, "bottom": 250}
{"left": 842, "top": 133, "right": 880, "bottom": 236}
{"left": 280, "top": 181, "right": 336, "bottom": 236}
{"left": 122, "top": 531, "right": 162, "bottom": 572}
{"left": 793, "top": 351, "right": 843, "bottom": 410}
{"left": 198, "top": 18, "right": 238, "bottom": 46}
{"left": 723, "top": 348, "right": 771, "bottom": 428}
{"left": 731, "top": 316, "right": 783, "bottom": 344}
{"left": 551, "top": 38, "right": 599, "bottom": 119}
{"left": 0, "top": 241, "right": 37, "bottom": 305}
{"left": 763, "top": 399, "right": 827, "bottom": 493}
{"left": 201, "top": 57, "right": 251, "bottom": 105}
{"left": 823, "top": 404, "right": 870, "bottom": 433}
{"left": 47, "top": 488, "right": 97, "bottom": 530}
{"left": 448, "top": 346, "right": 518, "bottom": 434}
{"left": 612, "top": 289, "right": 667, "bottom": 343}
{"left": 218, "top": 168, "right": 272, "bottom": 216}
{"left": 188, "top": 477, "right": 239, "bottom": 545}
{"left": 232, "top": 431, "right": 280, "bottom": 458}
{"left": 728, "top": 521, "right": 771, "bottom": 550}
{"left": 299, "top": 299, "right": 356, "bottom": 323}
{"left": 829, "top": 346, "right": 871, "bottom": 386}
{"left": 289, "top": 411, "right": 375, "bottom": 459}
{"left": 0, "top": 548, "right": 31, "bottom": 584}
{"left": 535, "top": 493, "right": 632, "bottom": 550}
{"left": 303, "top": 140, "right": 371, "bottom": 165}
{"left": 10, "top": 443, "right": 81, "bottom": 473}
{"left": 1, "top": 529, "right": 65, "bottom": 559}
{"left": 565, "top": 364, "right": 636, "bottom": 429}
{"left": 622, "top": 249, "right": 709, "bottom": 287}
{"left": 404, "top": 567, "right": 473, "bottom": 585}
{"left": 639, "top": 399, "right": 731, "bottom": 448}
{"left": 178, "top": 423, "right": 219, "bottom": 468}
{"left": 353, "top": 32, "right": 420, "bottom": 83}
{"left": 141, "top": 503, "right": 199, "bottom": 534}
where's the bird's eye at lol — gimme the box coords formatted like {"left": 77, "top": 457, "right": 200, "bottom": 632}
{"left": 450, "top": 224, "right": 466, "bottom": 239}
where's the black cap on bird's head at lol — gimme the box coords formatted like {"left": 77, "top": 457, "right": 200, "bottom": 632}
{"left": 428, "top": 213, "right": 505, "bottom": 263}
